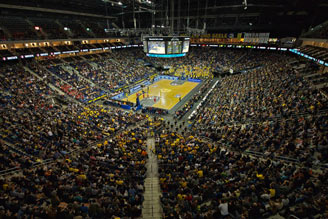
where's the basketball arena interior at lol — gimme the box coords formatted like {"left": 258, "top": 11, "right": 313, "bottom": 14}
{"left": 0, "top": 0, "right": 328, "bottom": 218}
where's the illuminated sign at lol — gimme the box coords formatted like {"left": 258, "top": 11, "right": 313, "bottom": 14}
{"left": 90, "top": 48, "right": 102, "bottom": 51}
{"left": 62, "top": 50, "right": 79, "bottom": 54}
{"left": 289, "top": 49, "right": 328, "bottom": 66}
{"left": 7, "top": 56, "right": 18, "bottom": 60}
{"left": 24, "top": 54, "right": 34, "bottom": 58}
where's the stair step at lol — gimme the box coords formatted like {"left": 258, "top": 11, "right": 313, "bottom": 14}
{"left": 142, "top": 136, "right": 163, "bottom": 219}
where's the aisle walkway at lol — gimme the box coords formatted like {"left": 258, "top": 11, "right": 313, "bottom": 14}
{"left": 142, "top": 133, "right": 162, "bottom": 219}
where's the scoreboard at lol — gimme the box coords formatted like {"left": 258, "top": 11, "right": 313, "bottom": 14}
{"left": 143, "top": 36, "right": 190, "bottom": 57}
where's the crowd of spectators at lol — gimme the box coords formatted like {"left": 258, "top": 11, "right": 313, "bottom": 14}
{"left": 191, "top": 55, "right": 327, "bottom": 124}
{"left": 29, "top": 61, "right": 85, "bottom": 101}
{"left": 188, "top": 50, "right": 328, "bottom": 163}
{"left": 47, "top": 64, "right": 105, "bottom": 102}
{"left": 24, "top": 48, "right": 157, "bottom": 103}
{"left": 0, "top": 59, "right": 150, "bottom": 218}
{"left": 1, "top": 46, "right": 328, "bottom": 219}
{"left": 156, "top": 129, "right": 328, "bottom": 218}
{"left": 147, "top": 48, "right": 226, "bottom": 78}
{"left": 0, "top": 141, "right": 32, "bottom": 171}
{"left": 148, "top": 48, "right": 273, "bottom": 78}
{"left": 210, "top": 114, "right": 328, "bottom": 162}
{"left": 0, "top": 127, "right": 148, "bottom": 218}
{"left": 0, "top": 63, "right": 146, "bottom": 171}
{"left": 24, "top": 49, "right": 229, "bottom": 107}
{"left": 71, "top": 49, "right": 156, "bottom": 92}
{"left": 230, "top": 50, "right": 277, "bottom": 72}
{"left": 141, "top": 107, "right": 169, "bottom": 115}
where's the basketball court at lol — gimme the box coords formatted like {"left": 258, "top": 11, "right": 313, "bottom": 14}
{"left": 123, "top": 79, "right": 199, "bottom": 110}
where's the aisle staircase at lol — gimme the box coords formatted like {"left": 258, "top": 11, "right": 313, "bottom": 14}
{"left": 23, "top": 66, "right": 65, "bottom": 96}
{"left": 61, "top": 64, "right": 95, "bottom": 85}
{"left": 88, "top": 62, "right": 99, "bottom": 69}
{"left": 88, "top": 60, "right": 114, "bottom": 79}
{"left": 142, "top": 132, "right": 162, "bottom": 219}
{"left": 28, "top": 65, "right": 82, "bottom": 105}
{"left": 233, "top": 52, "right": 248, "bottom": 65}
{"left": 62, "top": 64, "right": 112, "bottom": 94}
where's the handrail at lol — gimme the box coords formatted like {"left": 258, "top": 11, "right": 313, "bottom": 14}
{"left": 245, "top": 150, "right": 264, "bottom": 157}
{"left": 275, "top": 155, "right": 299, "bottom": 163}
{"left": 0, "top": 167, "right": 20, "bottom": 175}
{"left": 2, "top": 141, "right": 31, "bottom": 157}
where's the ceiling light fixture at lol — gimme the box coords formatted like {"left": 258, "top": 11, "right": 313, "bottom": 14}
{"left": 243, "top": 0, "right": 247, "bottom": 10}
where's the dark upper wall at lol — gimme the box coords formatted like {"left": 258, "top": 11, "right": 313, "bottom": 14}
{"left": 0, "top": 0, "right": 327, "bottom": 38}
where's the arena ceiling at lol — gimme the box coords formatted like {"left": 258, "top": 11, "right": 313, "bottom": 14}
{"left": 0, "top": 0, "right": 327, "bottom": 37}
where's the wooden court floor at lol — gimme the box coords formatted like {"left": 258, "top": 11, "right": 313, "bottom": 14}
{"left": 123, "top": 79, "right": 199, "bottom": 110}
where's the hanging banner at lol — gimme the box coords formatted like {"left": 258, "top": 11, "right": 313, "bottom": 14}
{"left": 244, "top": 33, "right": 270, "bottom": 44}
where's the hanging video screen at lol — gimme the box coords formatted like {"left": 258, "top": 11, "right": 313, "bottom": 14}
{"left": 143, "top": 41, "right": 148, "bottom": 53}
{"left": 182, "top": 41, "right": 190, "bottom": 53}
{"left": 148, "top": 41, "right": 166, "bottom": 54}
{"left": 143, "top": 36, "right": 190, "bottom": 56}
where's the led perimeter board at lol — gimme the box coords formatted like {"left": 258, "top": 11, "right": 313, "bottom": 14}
{"left": 143, "top": 36, "right": 190, "bottom": 57}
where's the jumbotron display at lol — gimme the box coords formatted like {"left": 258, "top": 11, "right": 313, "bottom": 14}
{"left": 143, "top": 36, "right": 190, "bottom": 58}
